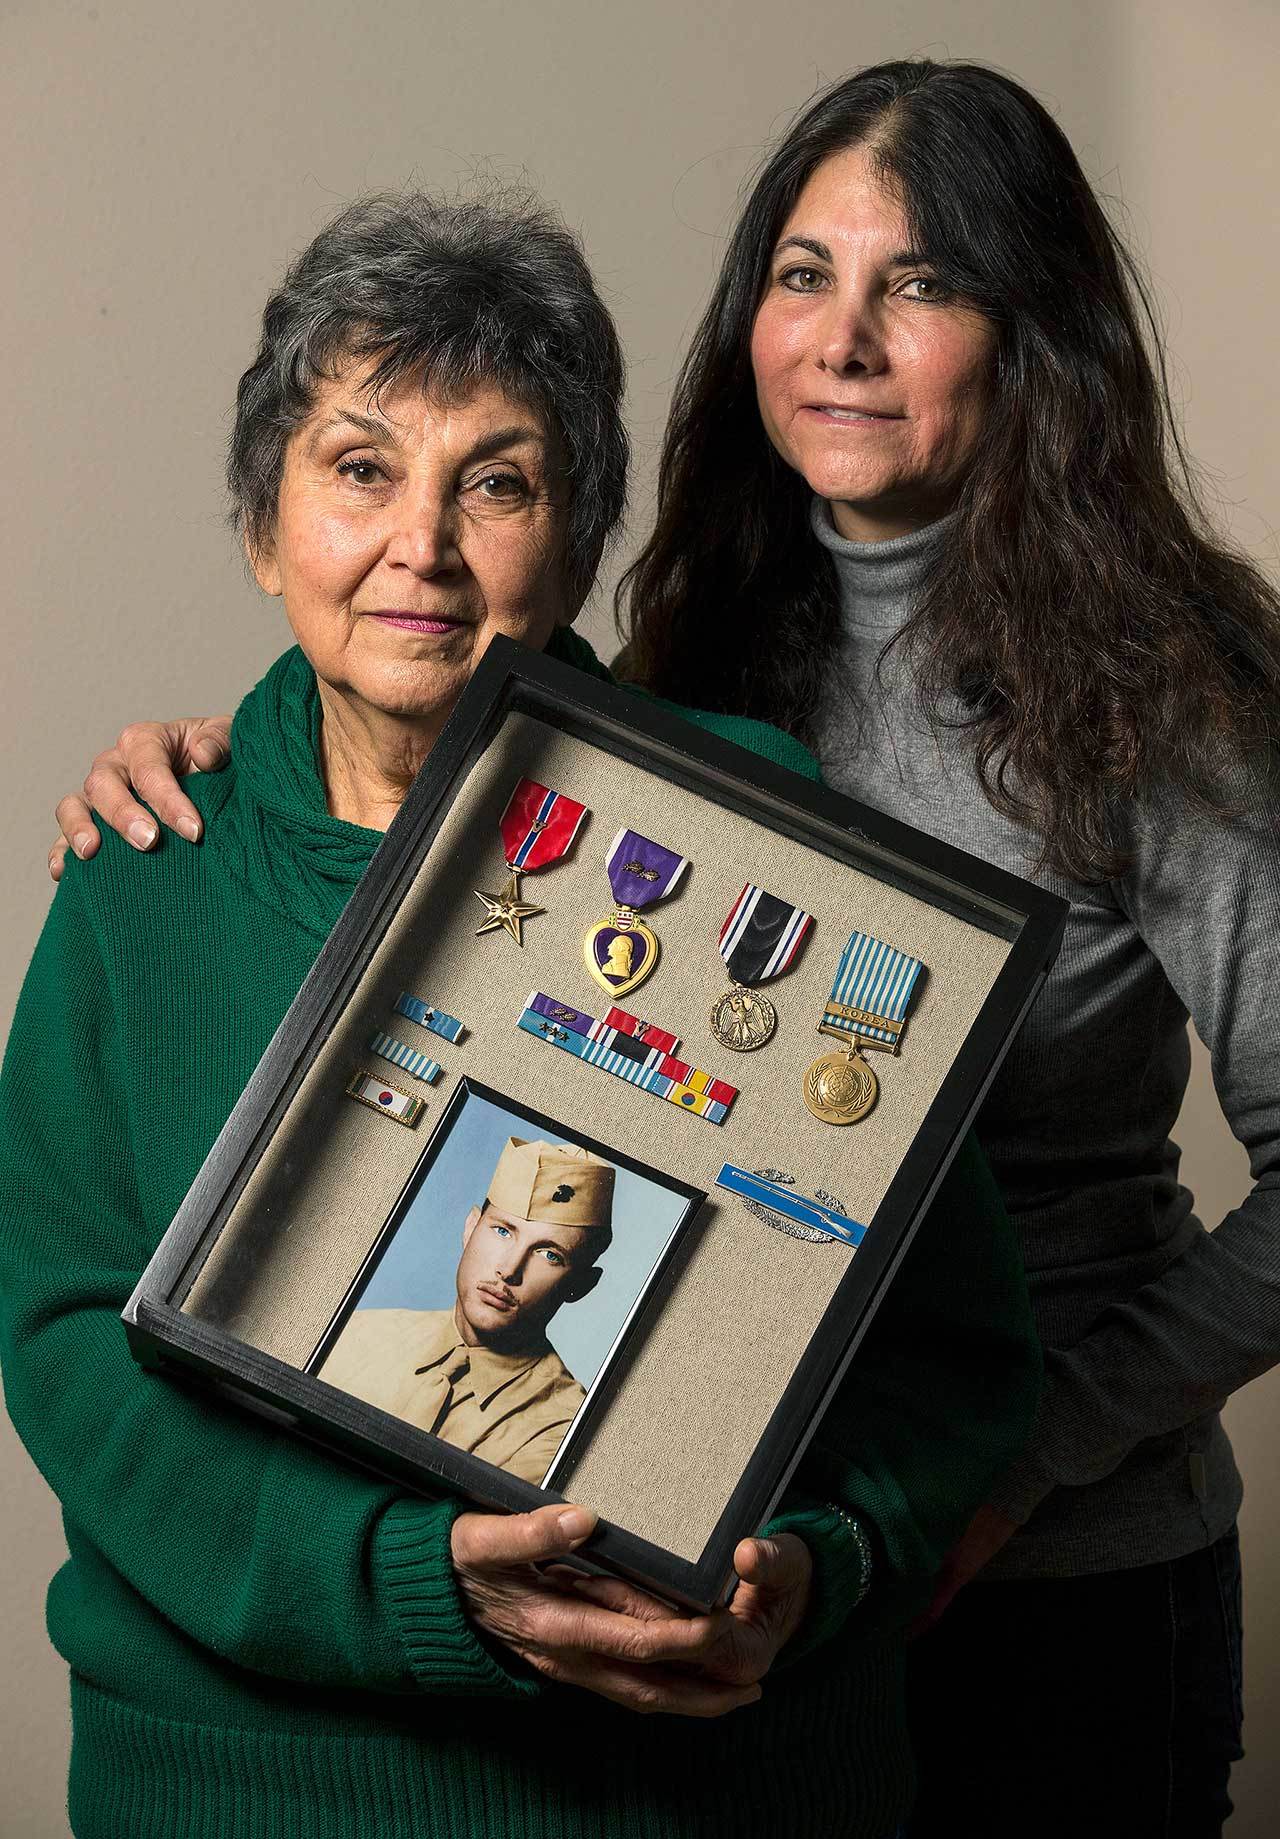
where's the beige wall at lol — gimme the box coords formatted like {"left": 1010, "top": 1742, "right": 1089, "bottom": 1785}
{"left": 2, "top": 1, "right": 1276, "bottom": 1831}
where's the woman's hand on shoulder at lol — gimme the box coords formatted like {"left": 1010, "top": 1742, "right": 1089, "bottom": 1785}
{"left": 49, "top": 715, "right": 233, "bottom": 880}
{"left": 450, "top": 1502, "right": 792, "bottom": 1717}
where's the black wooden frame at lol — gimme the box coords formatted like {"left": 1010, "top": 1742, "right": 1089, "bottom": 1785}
{"left": 124, "top": 636, "right": 1067, "bottom": 1610}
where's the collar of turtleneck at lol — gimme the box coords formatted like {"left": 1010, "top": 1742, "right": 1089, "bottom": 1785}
{"left": 202, "top": 625, "right": 611, "bottom": 944}
{"left": 809, "top": 496, "right": 951, "bottom": 631}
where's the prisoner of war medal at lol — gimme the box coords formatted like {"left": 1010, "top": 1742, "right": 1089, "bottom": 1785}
{"left": 583, "top": 828, "right": 689, "bottom": 998}
{"left": 710, "top": 883, "right": 813, "bottom": 1051}
{"left": 804, "top": 930, "right": 925, "bottom": 1125}
{"left": 474, "top": 777, "right": 588, "bottom": 946}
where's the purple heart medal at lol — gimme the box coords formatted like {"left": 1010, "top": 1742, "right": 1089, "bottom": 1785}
{"left": 583, "top": 828, "right": 689, "bottom": 999}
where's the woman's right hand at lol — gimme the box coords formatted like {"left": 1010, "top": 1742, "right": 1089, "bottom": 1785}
{"left": 49, "top": 715, "right": 233, "bottom": 880}
{"left": 450, "top": 1502, "right": 763, "bottom": 1718}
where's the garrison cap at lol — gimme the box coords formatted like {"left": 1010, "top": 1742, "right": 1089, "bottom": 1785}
{"left": 487, "top": 1137, "right": 615, "bottom": 1231}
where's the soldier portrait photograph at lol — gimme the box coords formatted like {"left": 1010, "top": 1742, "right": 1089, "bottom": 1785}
{"left": 317, "top": 1088, "right": 697, "bottom": 1486}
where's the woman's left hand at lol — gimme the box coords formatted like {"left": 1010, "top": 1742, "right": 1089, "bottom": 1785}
{"left": 910, "top": 1503, "right": 1019, "bottom": 1638}
{"left": 570, "top": 1532, "right": 814, "bottom": 1687}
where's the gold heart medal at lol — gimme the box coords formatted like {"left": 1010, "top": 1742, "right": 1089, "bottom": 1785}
{"left": 583, "top": 828, "right": 689, "bottom": 999}
{"left": 803, "top": 930, "right": 925, "bottom": 1125}
{"left": 474, "top": 778, "right": 588, "bottom": 946}
{"left": 710, "top": 883, "right": 814, "bottom": 1051}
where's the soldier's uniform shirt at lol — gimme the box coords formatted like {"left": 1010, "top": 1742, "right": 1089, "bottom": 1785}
{"left": 319, "top": 1307, "right": 585, "bottom": 1486}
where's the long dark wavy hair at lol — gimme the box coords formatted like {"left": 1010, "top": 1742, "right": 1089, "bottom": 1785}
{"left": 619, "top": 60, "right": 1280, "bottom": 880}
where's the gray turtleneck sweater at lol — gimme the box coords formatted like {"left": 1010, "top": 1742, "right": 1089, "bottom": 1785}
{"left": 810, "top": 497, "right": 1279, "bottom": 1580}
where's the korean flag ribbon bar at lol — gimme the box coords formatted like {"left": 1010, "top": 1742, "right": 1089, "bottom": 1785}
{"left": 394, "top": 992, "right": 466, "bottom": 1045}
{"left": 518, "top": 991, "right": 737, "bottom": 1124}
{"left": 710, "top": 883, "right": 814, "bottom": 1052}
{"left": 345, "top": 1070, "right": 426, "bottom": 1128}
{"left": 474, "top": 777, "right": 589, "bottom": 946}
{"left": 715, "top": 1166, "right": 867, "bottom": 1248}
{"left": 803, "top": 930, "right": 925, "bottom": 1126}
{"left": 583, "top": 828, "right": 689, "bottom": 999}
{"left": 367, "top": 1032, "right": 442, "bottom": 1085}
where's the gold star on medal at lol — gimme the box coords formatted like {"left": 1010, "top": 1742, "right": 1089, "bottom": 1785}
{"left": 473, "top": 872, "right": 545, "bottom": 945}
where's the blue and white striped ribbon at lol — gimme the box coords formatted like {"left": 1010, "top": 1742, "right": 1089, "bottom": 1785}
{"left": 516, "top": 1004, "right": 730, "bottom": 1124}
{"left": 394, "top": 992, "right": 465, "bottom": 1044}
{"left": 368, "top": 1032, "right": 441, "bottom": 1084}
{"left": 822, "top": 931, "right": 923, "bottom": 1047}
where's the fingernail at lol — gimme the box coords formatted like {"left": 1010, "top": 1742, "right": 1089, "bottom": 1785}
{"left": 128, "top": 820, "right": 157, "bottom": 849}
{"left": 177, "top": 816, "right": 201, "bottom": 843}
{"left": 192, "top": 741, "right": 222, "bottom": 768}
{"left": 72, "top": 832, "right": 93, "bottom": 857}
{"left": 557, "top": 1507, "right": 595, "bottom": 1542}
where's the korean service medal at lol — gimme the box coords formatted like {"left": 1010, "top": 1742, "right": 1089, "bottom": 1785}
{"left": 804, "top": 929, "right": 924, "bottom": 1125}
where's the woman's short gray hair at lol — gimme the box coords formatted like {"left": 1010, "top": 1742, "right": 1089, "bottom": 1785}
{"left": 228, "top": 188, "right": 628, "bottom": 601}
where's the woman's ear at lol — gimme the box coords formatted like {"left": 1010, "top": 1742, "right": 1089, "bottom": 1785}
{"left": 244, "top": 525, "right": 282, "bottom": 597}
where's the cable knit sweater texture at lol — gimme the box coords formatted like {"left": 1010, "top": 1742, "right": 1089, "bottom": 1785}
{"left": 809, "top": 498, "right": 1277, "bottom": 1580}
{"left": 0, "top": 631, "right": 1040, "bottom": 1839}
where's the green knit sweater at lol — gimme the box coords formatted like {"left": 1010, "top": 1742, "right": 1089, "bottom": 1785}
{"left": 0, "top": 636, "right": 1040, "bottom": 1839}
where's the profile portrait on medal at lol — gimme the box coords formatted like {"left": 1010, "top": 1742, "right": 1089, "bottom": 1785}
{"left": 315, "top": 1084, "right": 700, "bottom": 1486}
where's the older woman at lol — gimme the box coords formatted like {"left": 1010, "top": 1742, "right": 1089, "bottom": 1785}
{"left": 3, "top": 190, "right": 1038, "bottom": 1838}
{"left": 66, "top": 58, "right": 1280, "bottom": 1837}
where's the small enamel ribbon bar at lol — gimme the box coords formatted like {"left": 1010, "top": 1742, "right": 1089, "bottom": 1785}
{"left": 803, "top": 930, "right": 924, "bottom": 1126}
{"left": 394, "top": 993, "right": 466, "bottom": 1045}
{"left": 346, "top": 1069, "right": 426, "bottom": 1128}
{"left": 710, "top": 884, "right": 814, "bottom": 1051}
{"left": 474, "top": 777, "right": 588, "bottom": 946}
{"left": 583, "top": 828, "right": 688, "bottom": 998}
{"left": 518, "top": 991, "right": 737, "bottom": 1124}
{"left": 367, "top": 1032, "right": 441, "bottom": 1085}
{"left": 715, "top": 1166, "right": 867, "bottom": 1247}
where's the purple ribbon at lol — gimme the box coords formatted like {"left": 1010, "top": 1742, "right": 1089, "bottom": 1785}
{"left": 604, "top": 828, "right": 689, "bottom": 911}
{"left": 528, "top": 992, "right": 595, "bottom": 1035}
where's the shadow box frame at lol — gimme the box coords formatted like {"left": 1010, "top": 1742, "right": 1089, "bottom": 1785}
{"left": 123, "top": 635, "right": 1068, "bottom": 1612}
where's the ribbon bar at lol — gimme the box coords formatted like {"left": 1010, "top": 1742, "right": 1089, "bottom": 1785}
{"left": 518, "top": 993, "right": 736, "bottom": 1125}
{"left": 821, "top": 932, "right": 923, "bottom": 1051}
{"left": 528, "top": 993, "right": 699, "bottom": 1076}
{"left": 394, "top": 993, "right": 466, "bottom": 1045}
{"left": 346, "top": 1070, "right": 425, "bottom": 1128}
{"left": 603, "top": 1007, "right": 680, "bottom": 1056}
{"left": 368, "top": 1032, "right": 441, "bottom": 1085}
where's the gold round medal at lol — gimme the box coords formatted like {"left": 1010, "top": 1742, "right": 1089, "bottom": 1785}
{"left": 710, "top": 984, "right": 777, "bottom": 1052}
{"left": 803, "top": 1048, "right": 878, "bottom": 1125}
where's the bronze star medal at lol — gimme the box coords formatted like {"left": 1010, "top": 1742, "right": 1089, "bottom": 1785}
{"left": 473, "top": 871, "right": 545, "bottom": 945}
{"left": 474, "top": 777, "right": 589, "bottom": 947}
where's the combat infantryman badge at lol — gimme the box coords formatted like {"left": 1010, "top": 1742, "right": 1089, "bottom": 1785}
{"left": 803, "top": 930, "right": 925, "bottom": 1125}
{"left": 710, "top": 883, "right": 813, "bottom": 1051}
{"left": 583, "top": 828, "right": 689, "bottom": 997}
{"left": 474, "top": 777, "right": 588, "bottom": 946}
